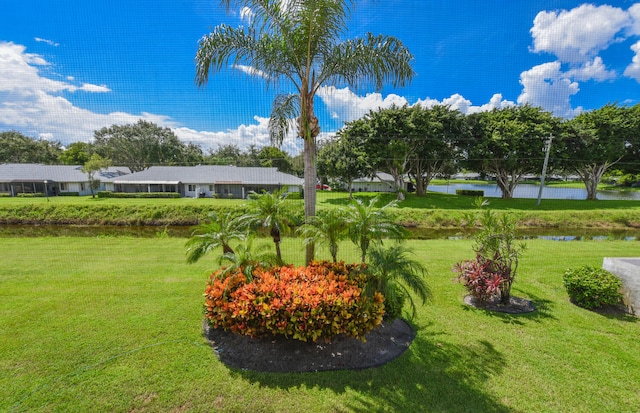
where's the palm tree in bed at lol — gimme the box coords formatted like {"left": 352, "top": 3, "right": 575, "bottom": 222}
{"left": 195, "top": 0, "right": 414, "bottom": 263}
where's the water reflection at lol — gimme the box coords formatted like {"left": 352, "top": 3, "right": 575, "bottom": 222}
{"left": 0, "top": 224, "right": 637, "bottom": 241}
{"left": 428, "top": 183, "right": 640, "bottom": 201}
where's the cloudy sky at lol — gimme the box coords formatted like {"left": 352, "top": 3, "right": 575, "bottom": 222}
{"left": 2, "top": 0, "right": 640, "bottom": 154}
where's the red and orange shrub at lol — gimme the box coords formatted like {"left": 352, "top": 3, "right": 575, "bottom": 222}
{"left": 204, "top": 261, "right": 385, "bottom": 342}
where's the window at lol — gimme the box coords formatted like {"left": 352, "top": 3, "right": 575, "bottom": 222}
{"left": 188, "top": 184, "right": 196, "bottom": 192}
{"left": 59, "top": 183, "right": 66, "bottom": 191}
{"left": 80, "top": 183, "right": 85, "bottom": 191}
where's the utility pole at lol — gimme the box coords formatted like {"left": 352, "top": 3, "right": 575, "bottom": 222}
{"left": 536, "top": 135, "right": 553, "bottom": 206}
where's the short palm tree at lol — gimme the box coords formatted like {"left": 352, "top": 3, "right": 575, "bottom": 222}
{"left": 366, "top": 244, "right": 430, "bottom": 320}
{"left": 297, "top": 209, "right": 347, "bottom": 263}
{"left": 243, "top": 189, "right": 298, "bottom": 263}
{"left": 185, "top": 211, "right": 246, "bottom": 264}
{"left": 195, "top": 0, "right": 414, "bottom": 264}
{"left": 217, "top": 236, "right": 278, "bottom": 281}
{"left": 343, "top": 196, "right": 406, "bottom": 262}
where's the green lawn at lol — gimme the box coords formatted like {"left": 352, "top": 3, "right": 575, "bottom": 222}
{"left": 1, "top": 236, "right": 639, "bottom": 412}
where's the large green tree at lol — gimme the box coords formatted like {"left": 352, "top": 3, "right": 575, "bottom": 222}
{"left": 317, "top": 135, "right": 371, "bottom": 198}
{"left": 464, "top": 105, "right": 559, "bottom": 199}
{"left": 195, "top": 0, "right": 414, "bottom": 263}
{"left": 59, "top": 142, "right": 92, "bottom": 165}
{"left": 560, "top": 103, "right": 634, "bottom": 200}
{"left": 408, "top": 105, "right": 466, "bottom": 196}
{"left": 0, "top": 131, "right": 62, "bottom": 164}
{"left": 93, "top": 120, "right": 202, "bottom": 172}
{"left": 341, "top": 106, "right": 414, "bottom": 200}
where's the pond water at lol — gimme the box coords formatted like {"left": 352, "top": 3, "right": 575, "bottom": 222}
{"left": 428, "top": 183, "right": 640, "bottom": 201}
{"left": 0, "top": 224, "right": 637, "bottom": 241}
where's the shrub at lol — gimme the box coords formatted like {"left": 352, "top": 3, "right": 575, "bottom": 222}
{"left": 563, "top": 266, "right": 623, "bottom": 309}
{"left": 17, "top": 193, "right": 44, "bottom": 197}
{"left": 58, "top": 192, "right": 80, "bottom": 196}
{"left": 204, "top": 261, "right": 385, "bottom": 342}
{"left": 453, "top": 207, "right": 526, "bottom": 304}
{"left": 456, "top": 189, "right": 484, "bottom": 197}
{"left": 453, "top": 254, "right": 510, "bottom": 302}
{"left": 97, "top": 191, "right": 180, "bottom": 198}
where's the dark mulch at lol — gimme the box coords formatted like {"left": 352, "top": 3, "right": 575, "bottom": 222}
{"left": 203, "top": 318, "right": 415, "bottom": 373}
{"left": 463, "top": 295, "right": 536, "bottom": 314}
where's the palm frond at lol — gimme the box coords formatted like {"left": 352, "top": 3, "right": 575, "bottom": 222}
{"left": 319, "top": 33, "right": 415, "bottom": 92}
{"left": 269, "top": 94, "right": 300, "bottom": 145}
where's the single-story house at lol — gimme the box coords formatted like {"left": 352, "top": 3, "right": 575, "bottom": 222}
{"left": 0, "top": 163, "right": 129, "bottom": 196}
{"left": 113, "top": 165, "right": 303, "bottom": 198}
{"left": 350, "top": 172, "right": 407, "bottom": 193}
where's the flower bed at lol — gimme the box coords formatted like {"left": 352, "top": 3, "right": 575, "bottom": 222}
{"left": 204, "top": 261, "right": 385, "bottom": 342}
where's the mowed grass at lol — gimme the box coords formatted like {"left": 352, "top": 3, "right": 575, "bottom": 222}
{"left": 1, "top": 236, "right": 640, "bottom": 412}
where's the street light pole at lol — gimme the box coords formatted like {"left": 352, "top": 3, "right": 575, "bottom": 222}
{"left": 536, "top": 135, "right": 553, "bottom": 206}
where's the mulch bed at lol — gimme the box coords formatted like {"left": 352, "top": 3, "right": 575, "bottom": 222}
{"left": 203, "top": 318, "right": 415, "bottom": 373}
{"left": 463, "top": 295, "right": 536, "bottom": 313}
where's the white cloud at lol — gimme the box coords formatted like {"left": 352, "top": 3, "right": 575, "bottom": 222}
{"left": 232, "top": 64, "right": 269, "bottom": 79}
{"left": 624, "top": 41, "right": 640, "bottom": 81}
{"left": 530, "top": 4, "right": 630, "bottom": 63}
{"left": 317, "top": 86, "right": 408, "bottom": 122}
{"left": 0, "top": 41, "right": 169, "bottom": 143}
{"left": 517, "top": 61, "right": 582, "bottom": 118}
{"left": 174, "top": 116, "right": 302, "bottom": 155}
{"left": 34, "top": 37, "right": 59, "bottom": 47}
{"left": 567, "top": 56, "right": 617, "bottom": 81}
{"left": 414, "top": 93, "right": 515, "bottom": 114}
{"left": 79, "top": 83, "right": 111, "bottom": 93}
{"left": 240, "top": 6, "right": 254, "bottom": 23}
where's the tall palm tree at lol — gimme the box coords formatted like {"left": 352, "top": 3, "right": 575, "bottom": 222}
{"left": 343, "top": 196, "right": 406, "bottom": 263}
{"left": 185, "top": 211, "right": 246, "bottom": 264}
{"left": 367, "top": 244, "right": 430, "bottom": 320}
{"left": 243, "top": 189, "right": 298, "bottom": 263}
{"left": 195, "top": 0, "right": 415, "bottom": 264}
{"left": 297, "top": 208, "right": 347, "bottom": 262}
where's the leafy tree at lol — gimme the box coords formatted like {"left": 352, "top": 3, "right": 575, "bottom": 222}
{"left": 408, "top": 105, "right": 465, "bottom": 196}
{"left": 185, "top": 211, "right": 247, "bottom": 263}
{"left": 81, "top": 153, "right": 112, "bottom": 198}
{"left": 258, "top": 146, "right": 293, "bottom": 173}
{"left": 60, "top": 142, "right": 92, "bottom": 165}
{"left": 317, "top": 135, "right": 371, "bottom": 198}
{"left": 464, "top": 105, "right": 559, "bottom": 199}
{"left": 297, "top": 209, "right": 347, "bottom": 262}
{"left": 339, "top": 106, "right": 413, "bottom": 200}
{"left": 366, "top": 244, "right": 430, "bottom": 320}
{"left": 343, "top": 196, "right": 406, "bottom": 263}
{"left": 560, "top": 103, "right": 634, "bottom": 200}
{"left": 93, "top": 120, "right": 198, "bottom": 172}
{"left": 195, "top": 0, "right": 414, "bottom": 263}
{"left": 0, "top": 131, "right": 62, "bottom": 164}
{"left": 206, "top": 144, "right": 244, "bottom": 165}
{"left": 243, "top": 189, "right": 298, "bottom": 263}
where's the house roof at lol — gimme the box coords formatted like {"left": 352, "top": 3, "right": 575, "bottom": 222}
{"left": 353, "top": 172, "right": 397, "bottom": 183}
{"left": 113, "top": 165, "right": 304, "bottom": 186}
{"left": 0, "top": 163, "right": 129, "bottom": 183}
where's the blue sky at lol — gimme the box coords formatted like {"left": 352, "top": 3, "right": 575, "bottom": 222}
{"left": 2, "top": 0, "right": 640, "bottom": 155}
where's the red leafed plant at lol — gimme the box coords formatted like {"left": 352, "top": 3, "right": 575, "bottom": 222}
{"left": 453, "top": 254, "right": 511, "bottom": 303}
{"left": 204, "top": 260, "right": 385, "bottom": 342}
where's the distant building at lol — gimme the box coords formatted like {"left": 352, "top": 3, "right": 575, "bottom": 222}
{"left": 113, "top": 165, "right": 303, "bottom": 198}
{"left": 0, "top": 163, "right": 304, "bottom": 198}
{"left": 0, "top": 163, "right": 128, "bottom": 196}
{"left": 349, "top": 172, "right": 405, "bottom": 193}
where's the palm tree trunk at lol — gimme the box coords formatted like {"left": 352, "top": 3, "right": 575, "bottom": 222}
{"left": 303, "top": 135, "right": 316, "bottom": 264}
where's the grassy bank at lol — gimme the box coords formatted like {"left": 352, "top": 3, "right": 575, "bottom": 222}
{"left": 1, "top": 191, "right": 638, "bottom": 229}
{"left": 1, "top": 237, "right": 638, "bottom": 412}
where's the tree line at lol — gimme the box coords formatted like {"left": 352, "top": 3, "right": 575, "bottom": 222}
{"left": 0, "top": 119, "right": 301, "bottom": 175}
{"left": 318, "top": 103, "right": 640, "bottom": 200}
